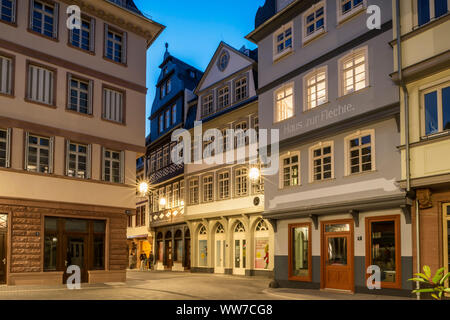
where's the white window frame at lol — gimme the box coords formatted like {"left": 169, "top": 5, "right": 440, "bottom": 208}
{"left": 173, "top": 182, "right": 180, "bottom": 207}
{"left": 280, "top": 151, "right": 301, "bottom": 189}
{"left": 180, "top": 179, "right": 185, "bottom": 205}
{"left": 304, "top": 66, "right": 328, "bottom": 111}
{"left": 337, "top": 0, "right": 367, "bottom": 24}
{"left": 189, "top": 178, "right": 199, "bottom": 205}
{"left": 0, "top": 0, "right": 16, "bottom": 24}
{"left": 67, "top": 74, "right": 93, "bottom": 115}
{"left": 202, "top": 175, "right": 214, "bottom": 203}
{"left": 234, "top": 167, "right": 248, "bottom": 197}
{"left": 69, "top": 15, "right": 95, "bottom": 52}
{"left": 273, "top": 21, "right": 294, "bottom": 61}
{"left": 344, "top": 129, "right": 376, "bottom": 176}
{"left": 27, "top": 63, "right": 55, "bottom": 106}
{"left": 235, "top": 77, "right": 248, "bottom": 102}
{"left": 104, "top": 24, "right": 127, "bottom": 64}
{"left": 234, "top": 121, "right": 248, "bottom": 148}
{"left": 202, "top": 94, "right": 214, "bottom": 118}
{"left": 163, "top": 146, "right": 169, "bottom": 167}
{"left": 101, "top": 148, "right": 124, "bottom": 184}
{"left": 66, "top": 140, "right": 91, "bottom": 179}
{"left": 0, "top": 128, "right": 11, "bottom": 168}
{"left": 420, "top": 79, "right": 450, "bottom": 137}
{"left": 25, "top": 133, "right": 54, "bottom": 174}
{"left": 29, "top": 0, "right": 59, "bottom": 39}
{"left": 166, "top": 185, "right": 173, "bottom": 209}
{"left": 309, "top": 141, "right": 334, "bottom": 183}
{"left": 274, "top": 83, "right": 295, "bottom": 123}
{"left": 102, "top": 87, "right": 124, "bottom": 124}
{"left": 338, "top": 46, "right": 369, "bottom": 97}
{"left": 0, "top": 54, "right": 13, "bottom": 96}
{"left": 218, "top": 170, "right": 230, "bottom": 200}
{"left": 303, "top": 1, "right": 326, "bottom": 45}
{"left": 218, "top": 86, "right": 230, "bottom": 109}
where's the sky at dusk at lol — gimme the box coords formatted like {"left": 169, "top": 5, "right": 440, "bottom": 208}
{"left": 134, "top": 0, "right": 266, "bottom": 136}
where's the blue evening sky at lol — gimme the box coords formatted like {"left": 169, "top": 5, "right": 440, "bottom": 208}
{"left": 134, "top": 0, "right": 266, "bottom": 136}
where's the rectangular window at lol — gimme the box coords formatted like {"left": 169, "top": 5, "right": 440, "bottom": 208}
{"left": 305, "top": 68, "right": 327, "bottom": 110}
{"left": 340, "top": 48, "right": 368, "bottom": 96}
{"left": 180, "top": 180, "right": 185, "bottom": 205}
{"left": 26, "top": 133, "right": 53, "bottom": 173}
{"left": 0, "top": 0, "right": 16, "bottom": 24}
{"left": 159, "top": 114, "right": 164, "bottom": 133}
{"left": 103, "top": 87, "right": 124, "bottom": 124}
{"left": 444, "top": 204, "right": 450, "bottom": 286}
{"left": 0, "top": 54, "right": 13, "bottom": 96}
{"left": 304, "top": 1, "right": 326, "bottom": 43}
{"left": 235, "top": 168, "right": 248, "bottom": 197}
{"left": 202, "top": 94, "right": 214, "bottom": 117}
{"left": 171, "top": 104, "right": 177, "bottom": 124}
{"left": 67, "top": 74, "right": 93, "bottom": 115}
{"left": 173, "top": 182, "right": 179, "bottom": 207}
{"left": 189, "top": 178, "right": 199, "bottom": 205}
{"left": 289, "top": 223, "right": 312, "bottom": 281}
{"left": 234, "top": 121, "right": 248, "bottom": 148}
{"left": 66, "top": 141, "right": 90, "bottom": 179}
{"left": 218, "top": 86, "right": 230, "bottom": 109}
{"left": 235, "top": 77, "right": 248, "bottom": 102}
{"left": 311, "top": 143, "right": 333, "bottom": 182}
{"left": 418, "top": 0, "right": 449, "bottom": 26}
{"left": 0, "top": 128, "right": 11, "bottom": 168}
{"left": 27, "top": 63, "right": 55, "bottom": 106}
{"left": 150, "top": 153, "right": 156, "bottom": 173}
{"left": 104, "top": 25, "right": 127, "bottom": 64}
{"left": 166, "top": 185, "right": 172, "bottom": 208}
{"left": 282, "top": 153, "right": 300, "bottom": 188}
{"left": 70, "top": 15, "right": 94, "bottom": 52}
{"left": 163, "top": 146, "right": 169, "bottom": 167}
{"left": 347, "top": 132, "right": 373, "bottom": 175}
{"left": 423, "top": 82, "right": 450, "bottom": 136}
{"left": 274, "top": 22, "right": 293, "bottom": 59}
{"left": 275, "top": 84, "right": 294, "bottom": 122}
{"left": 218, "top": 171, "right": 230, "bottom": 200}
{"left": 203, "top": 175, "right": 213, "bottom": 202}
{"left": 338, "top": 0, "right": 365, "bottom": 23}
{"left": 135, "top": 207, "right": 141, "bottom": 227}
{"left": 127, "top": 214, "right": 133, "bottom": 228}
{"left": 156, "top": 150, "right": 162, "bottom": 170}
{"left": 165, "top": 109, "right": 171, "bottom": 129}
{"left": 140, "top": 206, "right": 145, "bottom": 227}
{"left": 102, "top": 148, "right": 123, "bottom": 183}
{"left": 30, "top": 0, "right": 58, "bottom": 39}
{"left": 366, "top": 215, "right": 401, "bottom": 289}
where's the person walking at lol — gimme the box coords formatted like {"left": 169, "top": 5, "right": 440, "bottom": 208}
{"left": 139, "top": 252, "right": 147, "bottom": 271}
{"left": 148, "top": 251, "right": 154, "bottom": 270}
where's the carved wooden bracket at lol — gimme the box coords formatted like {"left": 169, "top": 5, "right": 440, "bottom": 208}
{"left": 309, "top": 214, "right": 319, "bottom": 230}
{"left": 350, "top": 210, "right": 360, "bottom": 228}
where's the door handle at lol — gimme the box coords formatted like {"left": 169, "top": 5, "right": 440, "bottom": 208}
{"left": 65, "top": 260, "right": 68, "bottom": 267}
{"left": 2, "top": 258, "right": 6, "bottom": 265}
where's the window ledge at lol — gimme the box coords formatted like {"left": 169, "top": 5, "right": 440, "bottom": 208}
{"left": 302, "top": 29, "right": 327, "bottom": 47}
{"left": 101, "top": 118, "right": 126, "bottom": 126}
{"left": 103, "top": 56, "right": 127, "bottom": 68}
{"left": 337, "top": 6, "right": 366, "bottom": 26}
{"left": 67, "top": 42, "right": 95, "bottom": 56}
{"left": 273, "top": 115, "right": 296, "bottom": 125}
{"left": 65, "top": 108, "right": 94, "bottom": 118}
{"left": 343, "top": 170, "right": 377, "bottom": 178}
{"left": 24, "top": 98, "right": 57, "bottom": 109}
{"left": 0, "top": 19, "right": 17, "bottom": 28}
{"left": 278, "top": 184, "right": 302, "bottom": 191}
{"left": 0, "top": 92, "right": 14, "bottom": 99}
{"left": 27, "top": 28, "right": 59, "bottom": 43}
{"left": 337, "top": 86, "right": 371, "bottom": 100}
{"left": 308, "top": 177, "right": 336, "bottom": 185}
{"left": 303, "top": 101, "right": 331, "bottom": 113}
{"left": 273, "top": 48, "right": 294, "bottom": 64}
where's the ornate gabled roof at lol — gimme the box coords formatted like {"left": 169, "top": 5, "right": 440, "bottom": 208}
{"left": 106, "top": 0, "right": 143, "bottom": 16}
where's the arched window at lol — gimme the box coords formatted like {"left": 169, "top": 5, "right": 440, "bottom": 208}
{"left": 165, "top": 231, "right": 172, "bottom": 238}
{"left": 199, "top": 225, "right": 207, "bottom": 235}
{"left": 216, "top": 224, "right": 225, "bottom": 234}
{"left": 156, "top": 232, "right": 163, "bottom": 240}
{"left": 234, "top": 222, "right": 245, "bottom": 233}
{"left": 256, "top": 220, "right": 269, "bottom": 232}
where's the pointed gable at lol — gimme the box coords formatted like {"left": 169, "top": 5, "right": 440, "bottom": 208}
{"left": 195, "top": 42, "right": 256, "bottom": 94}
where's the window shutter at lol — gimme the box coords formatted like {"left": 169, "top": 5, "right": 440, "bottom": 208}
{"left": 53, "top": 2, "right": 59, "bottom": 39}
{"left": 6, "top": 128, "right": 11, "bottom": 168}
{"left": 122, "top": 32, "right": 127, "bottom": 64}
{"left": 29, "top": 0, "right": 34, "bottom": 29}
{"left": 24, "top": 132, "right": 29, "bottom": 170}
{"left": 89, "top": 18, "right": 95, "bottom": 52}
{"left": 104, "top": 24, "right": 109, "bottom": 57}
{"left": 86, "top": 144, "right": 92, "bottom": 179}
{"left": 65, "top": 139, "right": 70, "bottom": 176}
{"left": 120, "top": 151, "right": 125, "bottom": 184}
{"left": 101, "top": 147, "right": 105, "bottom": 181}
{"left": 49, "top": 137, "right": 54, "bottom": 174}
{"left": 67, "top": 73, "right": 72, "bottom": 110}
{"left": 88, "top": 79, "right": 94, "bottom": 115}
{"left": 11, "top": 0, "right": 16, "bottom": 24}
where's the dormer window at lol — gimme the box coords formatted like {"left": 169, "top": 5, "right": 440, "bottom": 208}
{"left": 303, "top": 1, "right": 326, "bottom": 44}
{"left": 160, "top": 77, "right": 172, "bottom": 99}
{"left": 218, "top": 86, "right": 230, "bottom": 109}
{"left": 235, "top": 77, "right": 248, "bottom": 102}
{"left": 202, "top": 94, "right": 214, "bottom": 117}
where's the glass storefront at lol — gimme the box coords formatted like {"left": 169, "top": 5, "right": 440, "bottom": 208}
{"left": 370, "top": 220, "right": 396, "bottom": 283}
{"left": 199, "top": 240, "right": 207, "bottom": 267}
{"left": 289, "top": 224, "right": 311, "bottom": 281}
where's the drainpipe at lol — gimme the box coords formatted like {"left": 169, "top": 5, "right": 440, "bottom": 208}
{"left": 395, "top": 0, "right": 419, "bottom": 300}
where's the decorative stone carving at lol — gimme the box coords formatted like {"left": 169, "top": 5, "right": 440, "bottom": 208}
{"left": 416, "top": 189, "right": 433, "bottom": 209}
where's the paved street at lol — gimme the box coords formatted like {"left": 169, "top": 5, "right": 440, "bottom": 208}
{"left": 0, "top": 271, "right": 410, "bottom": 300}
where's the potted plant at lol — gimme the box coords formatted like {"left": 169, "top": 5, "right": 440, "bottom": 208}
{"left": 409, "top": 266, "right": 450, "bottom": 300}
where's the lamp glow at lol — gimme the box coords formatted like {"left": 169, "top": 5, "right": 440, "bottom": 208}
{"left": 159, "top": 197, "right": 167, "bottom": 207}
{"left": 138, "top": 181, "right": 149, "bottom": 195}
{"left": 249, "top": 167, "right": 260, "bottom": 181}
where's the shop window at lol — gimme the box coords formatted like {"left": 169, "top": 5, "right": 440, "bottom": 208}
{"left": 289, "top": 223, "right": 312, "bottom": 281}
{"left": 365, "top": 215, "right": 401, "bottom": 289}
{"left": 255, "top": 220, "right": 270, "bottom": 270}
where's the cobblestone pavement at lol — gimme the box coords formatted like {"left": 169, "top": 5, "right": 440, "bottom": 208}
{"left": 0, "top": 271, "right": 411, "bottom": 300}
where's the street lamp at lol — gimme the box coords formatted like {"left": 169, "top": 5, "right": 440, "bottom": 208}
{"left": 159, "top": 197, "right": 167, "bottom": 207}
{"left": 249, "top": 167, "right": 261, "bottom": 182}
{"left": 138, "top": 181, "right": 150, "bottom": 196}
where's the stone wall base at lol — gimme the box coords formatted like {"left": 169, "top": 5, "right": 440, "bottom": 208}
{"left": 88, "top": 270, "right": 126, "bottom": 284}
{"left": 8, "top": 272, "right": 63, "bottom": 286}
{"left": 155, "top": 261, "right": 165, "bottom": 271}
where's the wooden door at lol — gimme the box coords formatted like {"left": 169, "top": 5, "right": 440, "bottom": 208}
{"left": 0, "top": 214, "right": 7, "bottom": 284}
{"left": 63, "top": 235, "right": 88, "bottom": 283}
{"left": 165, "top": 240, "right": 172, "bottom": 268}
{"left": 321, "top": 221, "right": 354, "bottom": 292}
{"left": 215, "top": 237, "right": 225, "bottom": 274}
{"left": 184, "top": 239, "right": 191, "bottom": 269}
{"left": 233, "top": 235, "right": 246, "bottom": 275}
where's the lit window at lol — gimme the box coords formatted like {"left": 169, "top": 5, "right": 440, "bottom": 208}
{"left": 218, "top": 171, "right": 230, "bottom": 200}
{"left": 289, "top": 224, "right": 312, "bottom": 281}
{"left": 166, "top": 185, "right": 173, "bottom": 209}
{"left": 163, "top": 146, "right": 169, "bottom": 167}
{"left": 68, "top": 74, "right": 93, "bottom": 115}
{"left": 30, "top": 0, "right": 58, "bottom": 39}
{"left": 422, "top": 82, "right": 450, "bottom": 136}
{"left": 203, "top": 175, "right": 214, "bottom": 202}
{"left": 310, "top": 142, "right": 333, "bottom": 182}
{"left": 274, "top": 22, "right": 293, "bottom": 59}
{"left": 235, "top": 78, "right": 248, "bottom": 102}
{"left": 105, "top": 25, "right": 127, "bottom": 64}
{"left": 189, "top": 178, "right": 199, "bottom": 204}
{"left": 234, "top": 121, "right": 248, "bottom": 148}
{"left": 66, "top": 141, "right": 90, "bottom": 179}
{"left": 70, "top": 15, "right": 94, "bottom": 52}
{"left": 303, "top": 1, "right": 326, "bottom": 43}
{"left": 281, "top": 153, "right": 300, "bottom": 188}
{"left": 235, "top": 168, "right": 248, "bottom": 197}
{"left": 345, "top": 130, "right": 375, "bottom": 175}
{"left": 275, "top": 84, "right": 294, "bottom": 122}
{"left": 305, "top": 68, "right": 327, "bottom": 110}
{"left": 26, "top": 133, "right": 53, "bottom": 174}
{"left": 340, "top": 48, "right": 368, "bottom": 96}
{"left": 0, "top": 0, "right": 16, "bottom": 24}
